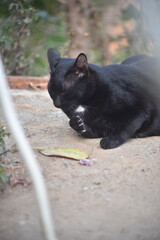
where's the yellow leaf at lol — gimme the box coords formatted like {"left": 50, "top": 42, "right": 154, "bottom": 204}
{"left": 39, "top": 148, "right": 88, "bottom": 160}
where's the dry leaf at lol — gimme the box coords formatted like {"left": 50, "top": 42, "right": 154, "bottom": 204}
{"left": 39, "top": 148, "right": 88, "bottom": 160}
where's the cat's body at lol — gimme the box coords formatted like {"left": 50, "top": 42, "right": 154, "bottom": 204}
{"left": 47, "top": 48, "right": 160, "bottom": 149}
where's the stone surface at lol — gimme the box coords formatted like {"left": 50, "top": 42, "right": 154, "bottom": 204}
{"left": 0, "top": 89, "right": 160, "bottom": 240}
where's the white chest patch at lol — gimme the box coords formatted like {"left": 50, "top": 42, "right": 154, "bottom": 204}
{"left": 75, "top": 105, "right": 85, "bottom": 113}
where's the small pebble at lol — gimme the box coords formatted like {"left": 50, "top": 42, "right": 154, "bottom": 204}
{"left": 79, "top": 159, "right": 94, "bottom": 166}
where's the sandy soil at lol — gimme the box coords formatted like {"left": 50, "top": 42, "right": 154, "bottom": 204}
{"left": 0, "top": 89, "right": 160, "bottom": 240}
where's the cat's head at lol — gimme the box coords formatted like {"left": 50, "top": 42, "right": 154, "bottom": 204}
{"left": 47, "top": 48, "right": 90, "bottom": 115}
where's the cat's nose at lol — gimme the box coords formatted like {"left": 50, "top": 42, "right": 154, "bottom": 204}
{"left": 54, "top": 96, "right": 61, "bottom": 108}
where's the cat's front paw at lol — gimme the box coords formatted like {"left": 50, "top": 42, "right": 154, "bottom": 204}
{"left": 69, "top": 114, "right": 87, "bottom": 134}
{"left": 100, "top": 137, "right": 122, "bottom": 149}
{"left": 75, "top": 114, "right": 87, "bottom": 133}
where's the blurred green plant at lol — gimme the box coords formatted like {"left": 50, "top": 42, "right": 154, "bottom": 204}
{"left": 0, "top": 0, "right": 152, "bottom": 76}
{"left": 0, "top": 125, "right": 10, "bottom": 184}
{"left": 0, "top": 125, "right": 10, "bottom": 155}
{"left": 0, "top": 165, "right": 8, "bottom": 184}
{"left": 27, "top": 16, "right": 67, "bottom": 76}
{"left": 0, "top": 0, "right": 38, "bottom": 75}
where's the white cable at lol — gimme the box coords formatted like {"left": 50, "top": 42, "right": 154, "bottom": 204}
{"left": 0, "top": 57, "right": 58, "bottom": 240}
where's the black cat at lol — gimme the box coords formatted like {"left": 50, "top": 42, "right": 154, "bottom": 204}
{"left": 47, "top": 48, "right": 160, "bottom": 149}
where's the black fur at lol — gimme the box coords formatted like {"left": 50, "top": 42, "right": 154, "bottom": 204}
{"left": 47, "top": 48, "right": 160, "bottom": 149}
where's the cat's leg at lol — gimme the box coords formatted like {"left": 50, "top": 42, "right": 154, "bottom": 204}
{"left": 69, "top": 113, "right": 98, "bottom": 138}
{"left": 69, "top": 105, "right": 98, "bottom": 138}
{"left": 100, "top": 113, "right": 147, "bottom": 149}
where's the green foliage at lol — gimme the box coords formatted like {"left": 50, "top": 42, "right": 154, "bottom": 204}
{"left": 0, "top": 165, "right": 8, "bottom": 184}
{"left": 0, "top": 0, "right": 38, "bottom": 75}
{"left": 121, "top": 4, "right": 141, "bottom": 21}
{"left": 0, "top": 125, "right": 10, "bottom": 184}
{"left": 0, "top": 0, "right": 153, "bottom": 76}
{"left": 0, "top": 125, "right": 9, "bottom": 155}
{"left": 32, "top": 0, "right": 60, "bottom": 15}
{"left": 0, "top": 0, "right": 67, "bottom": 76}
{"left": 27, "top": 15, "right": 68, "bottom": 76}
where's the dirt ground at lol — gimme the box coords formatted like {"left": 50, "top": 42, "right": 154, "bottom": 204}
{"left": 0, "top": 89, "right": 160, "bottom": 240}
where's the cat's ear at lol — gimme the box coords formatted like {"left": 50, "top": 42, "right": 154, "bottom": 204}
{"left": 74, "top": 53, "right": 88, "bottom": 78}
{"left": 47, "top": 48, "right": 61, "bottom": 71}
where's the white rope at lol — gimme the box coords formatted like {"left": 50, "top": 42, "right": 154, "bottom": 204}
{"left": 0, "top": 57, "right": 58, "bottom": 240}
